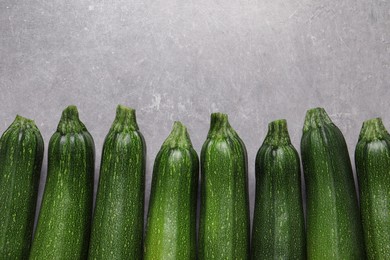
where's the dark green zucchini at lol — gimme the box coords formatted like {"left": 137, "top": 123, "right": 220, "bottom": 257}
{"left": 144, "top": 121, "right": 198, "bottom": 260}
{"left": 30, "top": 106, "right": 95, "bottom": 259}
{"left": 300, "top": 107, "right": 365, "bottom": 259}
{"left": 89, "top": 105, "right": 146, "bottom": 259}
{"left": 252, "top": 119, "right": 305, "bottom": 259}
{"left": 0, "top": 116, "right": 44, "bottom": 259}
{"left": 355, "top": 118, "right": 390, "bottom": 259}
{"left": 199, "top": 113, "right": 250, "bottom": 260}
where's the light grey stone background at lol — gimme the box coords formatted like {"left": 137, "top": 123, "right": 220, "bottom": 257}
{"left": 0, "top": 0, "right": 389, "bottom": 227}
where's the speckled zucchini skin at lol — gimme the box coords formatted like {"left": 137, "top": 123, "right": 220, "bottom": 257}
{"left": 300, "top": 107, "right": 365, "bottom": 259}
{"left": 252, "top": 119, "right": 305, "bottom": 260}
{"left": 144, "top": 121, "right": 198, "bottom": 260}
{"left": 89, "top": 105, "right": 146, "bottom": 260}
{"left": 30, "top": 106, "right": 95, "bottom": 260}
{"left": 355, "top": 118, "right": 390, "bottom": 260}
{"left": 0, "top": 116, "right": 44, "bottom": 259}
{"left": 199, "top": 113, "right": 250, "bottom": 260}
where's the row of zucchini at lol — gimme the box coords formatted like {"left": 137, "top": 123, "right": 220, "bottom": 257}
{"left": 0, "top": 105, "right": 388, "bottom": 259}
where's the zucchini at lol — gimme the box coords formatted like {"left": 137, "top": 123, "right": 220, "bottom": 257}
{"left": 300, "top": 107, "right": 365, "bottom": 259}
{"left": 30, "top": 106, "right": 95, "bottom": 259}
{"left": 89, "top": 105, "right": 146, "bottom": 259}
{"left": 144, "top": 121, "right": 198, "bottom": 260}
{"left": 252, "top": 119, "right": 305, "bottom": 259}
{"left": 199, "top": 113, "right": 250, "bottom": 260}
{"left": 355, "top": 118, "right": 390, "bottom": 259}
{"left": 0, "top": 116, "right": 44, "bottom": 259}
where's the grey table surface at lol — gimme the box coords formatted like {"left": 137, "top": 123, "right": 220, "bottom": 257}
{"left": 1, "top": 0, "right": 389, "bottom": 227}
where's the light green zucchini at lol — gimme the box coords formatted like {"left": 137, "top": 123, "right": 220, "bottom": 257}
{"left": 30, "top": 106, "right": 95, "bottom": 259}
{"left": 89, "top": 105, "right": 146, "bottom": 259}
{"left": 199, "top": 113, "right": 250, "bottom": 260}
{"left": 144, "top": 121, "right": 198, "bottom": 260}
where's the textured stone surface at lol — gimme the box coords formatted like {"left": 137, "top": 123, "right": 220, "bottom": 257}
{"left": 0, "top": 0, "right": 389, "bottom": 226}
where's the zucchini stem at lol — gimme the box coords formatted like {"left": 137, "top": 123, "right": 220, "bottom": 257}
{"left": 359, "top": 118, "right": 389, "bottom": 141}
{"left": 303, "top": 107, "right": 333, "bottom": 132}
{"left": 264, "top": 119, "right": 291, "bottom": 146}
{"left": 111, "top": 105, "right": 138, "bottom": 132}
{"left": 163, "top": 121, "right": 192, "bottom": 148}
{"left": 57, "top": 105, "right": 86, "bottom": 134}
{"left": 208, "top": 112, "right": 235, "bottom": 138}
{"left": 11, "top": 115, "right": 37, "bottom": 130}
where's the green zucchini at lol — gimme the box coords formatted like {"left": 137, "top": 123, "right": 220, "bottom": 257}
{"left": 252, "top": 119, "right": 305, "bottom": 259}
{"left": 144, "top": 121, "right": 198, "bottom": 260}
{"left": 300, "top": 107, "right": 365, "bottom": 259}
{"left": 0, "top": 116, "right": 44, "bottom": 259}
{"left": 30, "top": 106, "right": 95, "bottom": 259}
{"left": 199, "top": 113, "right": 250, "bottom": 260}
{"left": 89, "top": 105, "right": 146, "bottom": 259}
{"left": 355, "top": 118, "right": 390, "bottom": 259}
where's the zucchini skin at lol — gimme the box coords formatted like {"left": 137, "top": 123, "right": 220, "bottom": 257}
{"left": 30, "top": 106, "right": 95, "bottom": 260}
{"left": 89, "top": 105, "right": 146, "bottom": 259}
{"left": 252, "top": 119, "right": 305, "bottom": 260}
{"left": 144, "top": 121, "right": 198, "bottom": 260}
{"left": 199, "top": 113, "right": 250, "bottom": 260}
{"left": 0, "top": 116, "right": 44, "bottom": 259}
{"left": 355, "top": 118, "right": 390, "bottom": 259}
{"left": 300, "top": 107, "right": 365, "bottom": 259}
